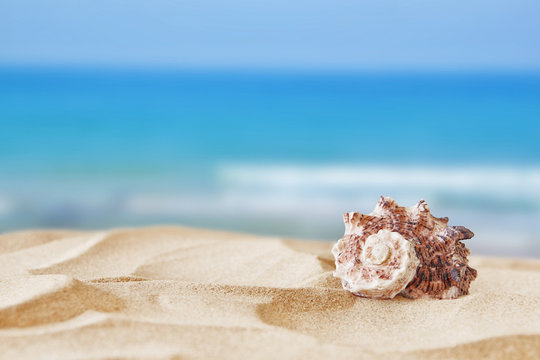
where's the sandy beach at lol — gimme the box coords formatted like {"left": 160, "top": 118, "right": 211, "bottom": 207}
{"left": 0, "top": 226, "right": 539, "bottom": 359}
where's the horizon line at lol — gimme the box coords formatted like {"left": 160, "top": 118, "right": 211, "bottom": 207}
{"left": 2, "top": 62, "right": 540, "bottom": 75}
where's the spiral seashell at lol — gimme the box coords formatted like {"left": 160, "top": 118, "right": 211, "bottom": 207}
{"left": 332, "top": 196, "right": 478, "bottom": 299}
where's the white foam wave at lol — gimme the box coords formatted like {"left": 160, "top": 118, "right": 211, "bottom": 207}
{"left": 218, "top": 164, "right": 540, "bottom": 196}
{"left": 121, "top": 164, "right": 540, "bottom": 217}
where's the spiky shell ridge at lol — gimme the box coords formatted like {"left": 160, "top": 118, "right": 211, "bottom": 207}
{"left": 333, "top": 196, "right": 477, "bottom": 300}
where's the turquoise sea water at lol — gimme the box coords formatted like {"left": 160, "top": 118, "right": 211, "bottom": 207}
{"left": 1, "top": 68, "right": 539, "bottom": 256}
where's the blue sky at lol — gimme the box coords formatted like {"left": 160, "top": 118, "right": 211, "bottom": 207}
{"left": 0, "top": 0, "right": 539, "bottom": 69}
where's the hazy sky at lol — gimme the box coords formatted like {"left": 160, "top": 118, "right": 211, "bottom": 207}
{"left": 1, "top": 0, "right": 539, "bottom": 69}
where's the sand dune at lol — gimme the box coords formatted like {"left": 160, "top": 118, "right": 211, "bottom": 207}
{"left": 0, "top": 226, "right": 539, "bottom": 359}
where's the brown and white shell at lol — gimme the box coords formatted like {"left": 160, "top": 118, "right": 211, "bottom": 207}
{"left": 332, "top": 196, "right": 477, "bottom": 299}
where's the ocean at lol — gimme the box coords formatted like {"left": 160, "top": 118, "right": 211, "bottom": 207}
{"left": 1, "top": 67, "right": 539, "bottom": 257}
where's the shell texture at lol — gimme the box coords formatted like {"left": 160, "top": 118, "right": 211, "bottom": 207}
{"left": 332, "top": 196, "right": 478, "bottom": 299}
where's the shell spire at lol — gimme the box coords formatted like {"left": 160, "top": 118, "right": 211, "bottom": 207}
{"left": 332, "top": 196, "right": 477, "bottom": 299}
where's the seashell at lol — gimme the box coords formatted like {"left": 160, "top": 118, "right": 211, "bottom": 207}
{"left": 332, "top": 196, "right": 477, "bottom": 299}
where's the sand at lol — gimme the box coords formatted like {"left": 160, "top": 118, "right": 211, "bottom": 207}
{"left": 0, "top": 226, "right": 539, "bottom": 359}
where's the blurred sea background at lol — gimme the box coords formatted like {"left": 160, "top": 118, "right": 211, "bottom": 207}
{"left": 1, "top": 1, "right": 539, "bottom": 257}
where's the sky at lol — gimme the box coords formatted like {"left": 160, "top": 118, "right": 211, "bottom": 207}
{"left": 0, "top": 0, "right": 539, "bottom": 70}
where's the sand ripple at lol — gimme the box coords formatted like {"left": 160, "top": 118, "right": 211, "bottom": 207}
{"left": 0, "top": 226, "right": 539, "bottom": 359}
